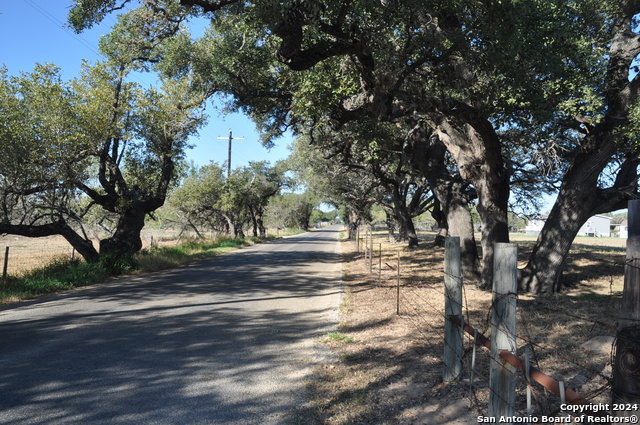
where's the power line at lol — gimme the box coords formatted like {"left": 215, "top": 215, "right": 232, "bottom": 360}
{"left": 21, "top": 0, "right": 103, "bottom": 58}
{"left": 17, "top": 1, "right": 272, "bottom": 168}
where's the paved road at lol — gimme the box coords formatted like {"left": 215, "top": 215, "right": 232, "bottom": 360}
{"left": 0, "top": 226, "right": 343, "bottom": 425}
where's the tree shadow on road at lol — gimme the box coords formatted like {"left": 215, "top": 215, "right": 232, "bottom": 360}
{"left": 0, "top": 231, "right": 344, "bottom": 425}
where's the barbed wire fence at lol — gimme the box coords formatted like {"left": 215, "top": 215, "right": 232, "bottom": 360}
{"left": 354, "top": 224, "right": 635, "bottom": 424}
{"left": 0, "top": 230, "right": 184, "bottom": 280}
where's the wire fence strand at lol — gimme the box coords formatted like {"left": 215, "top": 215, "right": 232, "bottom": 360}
{"left": 354, "top": 229, "right": 621, "bottom": 422}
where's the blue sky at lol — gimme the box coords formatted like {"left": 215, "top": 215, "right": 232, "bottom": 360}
{"left": 0, "top": 0, "right": 293, "bottom": 169}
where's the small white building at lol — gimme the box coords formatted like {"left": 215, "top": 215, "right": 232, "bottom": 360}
{"left": 525, "top": 214, "right": 611, "bottom": 237}
{"left": 578, "top": 215, "right": 611, "bottom": 237}
{"left": 525, "top": 216, "right": 547, "bottom": 236}
{"left": 619, "top": 219, "right": 629, "bottom": 239}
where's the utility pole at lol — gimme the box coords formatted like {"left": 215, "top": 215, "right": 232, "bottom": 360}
{"left": 218, "top": 129, "right": 245, "bottom": 179}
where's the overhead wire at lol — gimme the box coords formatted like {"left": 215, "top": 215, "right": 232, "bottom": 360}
{"left": 21, "top": 0, "right": 102, "bottom": 57}
{"left": 19, "top": 0, "right": 270, "bottom": 168}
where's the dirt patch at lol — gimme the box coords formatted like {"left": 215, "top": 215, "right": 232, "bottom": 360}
{"left": 291, "top": 232, "right": 622, "bottom": 424}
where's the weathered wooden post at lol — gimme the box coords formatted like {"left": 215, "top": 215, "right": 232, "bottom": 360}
{"left": 2, "top": 246, "right": 9, "bottom": 283}
{"left": 612, "top": 199, "right": 640, "bottom": 414}
{"left": 525, "top": 346, "right": 532, "bottom": 417}
{"left": 559, "top": 381, "right": 568, "bottom": 419}
{"left": 2, "top": 247, "right": 9, "bottom": 283}
{"left": 378, "top": 243, "right": 382, "bottom": 280}
{"left": 369, "top": 227, "right": 373, "bottom": 274}
{"left": 396, "top": 250, "right": 401, "bottom": 315}
{"left": 489, "top": 243, "right": 518, "bottom": 423}
{"left": 469, "top": 329, "right": 478, "bottom": 408}
{"left": 443, "top": 236, "right": 464, "bottom": 382}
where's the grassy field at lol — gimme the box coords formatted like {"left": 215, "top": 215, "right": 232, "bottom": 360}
{"left": 0, "top": 226, "right": 300, "bottom": 277}
{"left": 0, "top": 230, "right": 182, "bottom": 277}
{"left": 0, "top": 232, "right": 278, "bottom": 304}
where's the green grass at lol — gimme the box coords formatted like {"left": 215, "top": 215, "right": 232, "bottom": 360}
{"left": 135, "top": 236, "right": 259, "bottom": 272}
{"left": 321, "top": 332, "right": 355, "bottom": 344}
{"left": 0, "top": 258, "right": 110, "bottom": 303}
{"left": 0, "top": 235, "right": 276, "bottom": 304}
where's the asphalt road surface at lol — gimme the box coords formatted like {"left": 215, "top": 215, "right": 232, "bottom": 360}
{"left": 0, "top": 226, "right": 343, "bottom": 425}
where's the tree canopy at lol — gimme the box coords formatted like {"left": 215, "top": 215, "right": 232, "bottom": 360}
{"left": 0, "top": 56, "right": 206, "bottom": 261}
{"left": 23, "top": 0, "right": 640, "bottom": 292}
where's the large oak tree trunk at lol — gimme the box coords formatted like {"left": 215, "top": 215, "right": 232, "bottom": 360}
{"left": 428, "top": 116, "right": 509, "bottom": 287}
{"left": 389, "top": 184, "right": 419, "bottom": 248}
{"left": 385, "top": 210, "right": 399, "bottom": 243}
{"left": 420, "top": 135, "right": 481, "bottom": 280}
{"left": 257, "top": 214, "right": 267, "bottom": 238}
{"left": 99, "top": 206, "right": 146, "bottom": 256}
{"left": 248, "top": 206, "right": 259, "bottom": 237}
{"left": 519, "top": 197, "right": 592, "bottom": 294}
{"left": 343, "top": 209, "right": 360, "bottom": 241}
{"left": 434, "top": 179, "right": 481, "bottom": 280}
{"left": 520, "top": 137, "right": 638, "bottom": 293}
{"left": 463, "top": 124, "right": 510, "bottom": 288}
{"left": 521, "top": 4, "right": 640, "bottom": 294}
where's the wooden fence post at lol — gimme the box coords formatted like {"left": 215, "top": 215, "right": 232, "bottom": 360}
{"left": 444, "top": 236, "right": 463, "bottom": 382}
{"left": 488, "top": 243, "right": 518, "bottom": 423}
{"left": 612, "top": 199, "right": 640, "bottom": 413}
{"left": 396, "top": 250, "right": 401, "bottom": 315}
{"left": 369, "top": 227, "right": 373, "bottom": 274}
{"left": 559, "top": 381, "right": 567, "bottom": 419}
{"left": 378, "top": 243, "right": 382, "bottom": 281}
{"left": 2, "top": 246, "right": 9, "bottom": 283}
{"left": 525, "top": 346, "right": 532, "bottom": 417}
{"left": 469, "top": 329, "right": 478, "bottom": 408}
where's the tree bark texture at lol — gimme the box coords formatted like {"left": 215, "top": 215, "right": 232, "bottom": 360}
{"left": 404, "top": 126, "right": 480, "bottom": 277}
{"left": 521, "top": 3, "right": 640, "bottom": 293}
{"left": 434, "top": 179, "right": 481, "bottom": 280}
{"left": 389, "top": 183, "right": 419, "bottom": 248}
{"left": 519, "top": 128, "right": 634, "bottom": 293}
{"left": 427, "top": 115, "right": 509, "bottom": 287}
{"left": 99, "top": 206, "right": 147, "bottom": 256}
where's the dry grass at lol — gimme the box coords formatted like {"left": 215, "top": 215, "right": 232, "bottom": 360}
{"left": 0, "top": 228, "right": 295, "bottom": 278}
{"left": 0, "top": 235, "right": 77, "bottom": 276}
{"left": 290, "top": 231, "right": 623, "bottom": 425}
{"left": 0, "top": 231, "right": 183, "bottom": 277}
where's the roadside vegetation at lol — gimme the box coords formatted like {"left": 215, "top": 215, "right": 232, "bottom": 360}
{"left": 0, "top": 235, "right": 281, "bottom": 304}
{"left": 4, "top": 1, "right": 639, "bottom": 298}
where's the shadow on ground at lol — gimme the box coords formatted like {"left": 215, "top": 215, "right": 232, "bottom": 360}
{"left": 0, "top": 228, "right": 343, "bottom": 425}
